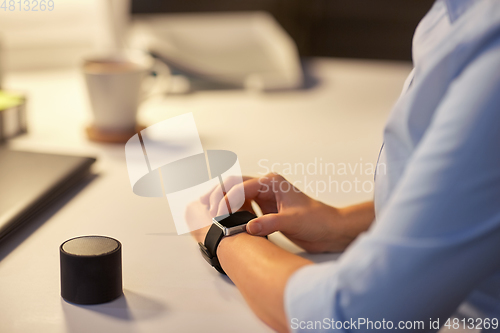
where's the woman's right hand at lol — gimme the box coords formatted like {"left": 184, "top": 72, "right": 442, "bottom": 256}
{"left": 201, "top": 173, "right": 374, "bottom": 253}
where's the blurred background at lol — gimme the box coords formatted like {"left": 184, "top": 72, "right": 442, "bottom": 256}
{"left": 132, "top": 0, "right": 434, "bottom": 61}
{"left": 0, "top": 2, "right": 492, "bottom": 332}
{"left": 0, "top": 0, "right": 434, "bottom": 207}
{"left": 0, "top": 0, "right": 434, "bottom": 72}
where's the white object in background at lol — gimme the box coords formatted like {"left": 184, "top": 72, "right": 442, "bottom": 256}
{"left": 0, "top": 0, "right": 130, "bottom": 70}
{"left": 83, "top": 50, "right": 155, "bottom": 132}
{"left": 129, "top": 12, "right": 303, "bottom": 91}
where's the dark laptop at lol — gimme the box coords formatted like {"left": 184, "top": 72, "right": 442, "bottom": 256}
{"left": 0, "top": 148, "right": 96, "bottom": 241}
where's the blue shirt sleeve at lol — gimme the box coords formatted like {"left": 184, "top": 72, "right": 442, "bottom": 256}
{"left": 285, "top": 33, "right": 500, "bottom": 333}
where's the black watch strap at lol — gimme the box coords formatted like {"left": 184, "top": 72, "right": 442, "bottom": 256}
{"left": 198, "top": 224, "right": 226, "bottom": 275}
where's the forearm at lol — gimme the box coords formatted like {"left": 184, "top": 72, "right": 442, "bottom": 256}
{"left": 218, "top": 233, "right": 312, "bottom": 333}
{"left": 338, "top": 201, "right": 375, "bottom": 239}
{"left": 309, "top": 200, "right": 374, "bottom": 253}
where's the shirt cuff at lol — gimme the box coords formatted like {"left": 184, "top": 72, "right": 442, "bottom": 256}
{"left": 284, "top": 261, "right": 345, "bottom": 333}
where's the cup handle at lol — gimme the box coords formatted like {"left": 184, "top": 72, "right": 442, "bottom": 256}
{"left": 140, "top": 59, "right": 171, "bottom": 102}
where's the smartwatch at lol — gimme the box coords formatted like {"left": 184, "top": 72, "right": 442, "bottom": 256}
{"left": 198, "top": 210, "right": 257, "bottom": 274}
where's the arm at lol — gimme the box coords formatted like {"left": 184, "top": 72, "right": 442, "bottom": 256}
{"left": 216, "top": 200, "right": 378, "bottom": 330}
{"left": 192, "top": 188, "right": 374, "bottom": 331}
{"left": 284, "top": 35, "right": 500, "bottom": 330}
{"left": 218, "top": 234, "right": 312, "bottom": 333}
{"left": 198, "top": 36, "right": 500, "bottom": 332}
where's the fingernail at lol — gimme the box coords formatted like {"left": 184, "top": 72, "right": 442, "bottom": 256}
{"left": 247, "top": 221, "right": 262, "bottom": 235}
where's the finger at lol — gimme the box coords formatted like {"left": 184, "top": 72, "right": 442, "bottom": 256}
{"left": 263, "top": 173, "right": 303, "bottom": 203}
{"left": 246, "top": 213, "right": 283, "bottom": 236}
{"left": 241, "top": 176, "right": 276, "bottom": 201}
{"left": 200, "top": 184, "right": 218, "bottom": 204}
{"left": 209, "top": 176, "right": 252, "bottom": 217}
{"left": 216, "top": 180, "right": 246, "bottom": 216}
{"left": 201, "top": 176, "right": 250, "bottom": 206}
{"left": 239, "top": 200, "right": 256, "bottom": 215}
{"left": 217, "top": 175, "right": 279, "bottom": 216}
{"left": 219, "top": 174, "right": 294, "bottom": 216}
{"left": 249, "top": 174, "right": 288, "bottom": 213}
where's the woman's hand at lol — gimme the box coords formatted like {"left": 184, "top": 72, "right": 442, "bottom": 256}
{"left": 201, "top": 173, "right": 374, "bottom": 253}
{"left": 187, "top": 191, "right": 313, "bottom": 332}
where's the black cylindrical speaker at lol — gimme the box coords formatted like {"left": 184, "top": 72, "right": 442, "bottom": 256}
{"left": 60, "top": 236, "right": 122, "bottom": 305}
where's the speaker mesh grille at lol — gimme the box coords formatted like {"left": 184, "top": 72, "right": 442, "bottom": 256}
{"left": 62, "top": 236, "right": 119, "bottom": 256}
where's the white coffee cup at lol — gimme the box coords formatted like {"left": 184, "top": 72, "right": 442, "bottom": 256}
{"left": 83, "top": 50, "right": 163, "bottom": 133}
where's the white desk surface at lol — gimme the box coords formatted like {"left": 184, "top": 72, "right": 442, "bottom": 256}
{"left": 0, "top": 58, "right": 412, "bottom": 333}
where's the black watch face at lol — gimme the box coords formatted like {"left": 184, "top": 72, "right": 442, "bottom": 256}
{"left": 216, "top": 211, "right": 257, "bottom": 228}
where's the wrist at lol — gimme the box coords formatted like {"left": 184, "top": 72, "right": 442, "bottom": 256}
{"left": 218, "top": 232, "right": 268, "bottom": 271}
{"left": 337, "top": 201, "right": 375, "bottom": 238}
{"left": 200, "top": 211, "right": 259, "bottom": 275}
{"left": 219, "top": 232, "right": 264, "bottom": 252}
{"left": 219, "top": 230, "right": 249, "bottom": 247}
{"left": 304, "top": 201, "right": 370, "bottom": 253}
{"left": 321, "top": 204, "right": 358, "bottom": 252}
